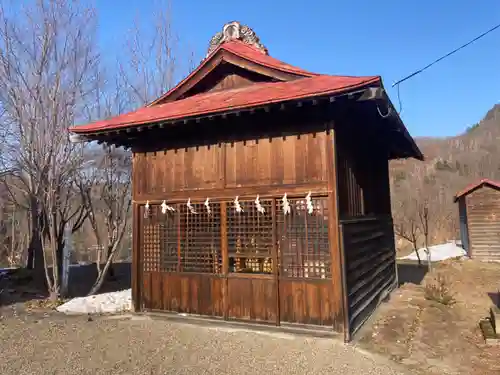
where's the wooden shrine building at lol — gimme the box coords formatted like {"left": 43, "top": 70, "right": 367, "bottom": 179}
{"left": 69, "top": 22, "right": 423, "bottom": 341}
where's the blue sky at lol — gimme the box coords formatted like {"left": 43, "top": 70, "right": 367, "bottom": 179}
{"left": 96, "top": 0, "right": 500, "bottom": 137}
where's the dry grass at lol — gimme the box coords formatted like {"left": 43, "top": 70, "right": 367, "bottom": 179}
{"left": 358, "top": 259, "right": 500, "bottom": 375}
{"left": 423, "top": 272, "right": 456, "bottom": 306}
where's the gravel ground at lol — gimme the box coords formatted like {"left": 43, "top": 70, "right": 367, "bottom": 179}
{"left": 0, "top": 307, "right": 417, "bottom": 375}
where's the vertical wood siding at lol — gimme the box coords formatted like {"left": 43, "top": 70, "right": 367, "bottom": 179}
{"left": 133, "top": 131, "right": 329, "bottom": 201}
{"left": 466, "top": 186, "right": 500, "bottom": 261}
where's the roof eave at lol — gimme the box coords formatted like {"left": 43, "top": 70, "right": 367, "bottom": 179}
{"left": 380, "top": 87, "right": 424, "bottom": 162}
{"left": 69, "top": 82, "right": 381, "bottom": 138}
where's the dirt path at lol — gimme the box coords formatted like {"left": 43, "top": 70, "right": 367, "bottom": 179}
{"left": 0, "top": 308, "right": 417, "bottom": 375}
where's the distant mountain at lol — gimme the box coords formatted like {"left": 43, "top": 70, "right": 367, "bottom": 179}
{"left": 390, "top": 102, "right": 500, "bottom": 244}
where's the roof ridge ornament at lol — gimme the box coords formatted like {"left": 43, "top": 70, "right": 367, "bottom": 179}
{"left": 207, "top": 21, "right": 268, "bottom": 57}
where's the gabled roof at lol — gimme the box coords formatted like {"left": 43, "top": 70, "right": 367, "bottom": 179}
{"left": 71, "top": 74, "right": 380, "bottom": 133}
{"left": 454, "top": 178, "right": 500, "bottom": 202}
{"left": 149, "top": 40, "right": 318, "bottom": 106}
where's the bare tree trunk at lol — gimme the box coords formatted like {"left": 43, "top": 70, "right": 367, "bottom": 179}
{"left": 26, "top": 197, "right": 38, "bottom": 269}
{"left": 419, "top": 204, "right": 432, "bottom": 273}
{"left": 87, "top": 241, "right": 124, "bottom": 296}
{"left": 88, "top": 255, "right": 114, "bottom": 296}
{"left": 104, "top": 244, "right": 117, "bottom": 280}
{"left": 33, "top": 235, "right": 44, "bottom": 277}
{"left": 28, "top": 199, "right": 45, "bottom": 282}
{"left": 411, "top": 238, "right": 422, "bottom": 267}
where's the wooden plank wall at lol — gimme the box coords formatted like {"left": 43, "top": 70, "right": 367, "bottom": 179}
{"left": 335, "top": 125, "right": 392, "bottom": 219}
{"left": 132, "top": 131, "right": 329, "bottom": 201}
{"left": 340, "top": 216, "right": 397, "bottom": 339}
{"left": 142, "top": 272, "right": 224, "bottom": 317}
{"left": 334, "top": 117, "right": 396, "bottom": 339}
{"left": 181, "top": 64, "right": 275, "bottom": 99}
{"left": 466, "top": 186, "right": 500, "bottom": 261}
{"left": 279, "top": 279, "right": 335, "bottom": 326}
{"left": 227, "top": 276, "right": 278, "bottom": 322}
{"left": 458, "top": 198, "right": 470, "bottom": 255}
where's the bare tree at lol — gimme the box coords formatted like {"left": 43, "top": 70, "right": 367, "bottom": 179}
{"left": 0, "top": 0, "right": 99, "bottom": 298}
{"left": 4, "top": 210, "right": 27, "bottom": 266}
{"left": 418, "top": 200, "right": 432, "bottom": 272}
{"left": 120, "top": 0, "right": 195, "bottom": 106}
{"left": 391, "top": 177, "right": 424, "bottom": 265}
{"left": 74, "top": 0, "right": 193, "bottom": 294}
{"left": 394, "top": 211, "right": 422, "bottom": 266}
{"left": 84, "top": 145, "right": 131, "bottom": 295}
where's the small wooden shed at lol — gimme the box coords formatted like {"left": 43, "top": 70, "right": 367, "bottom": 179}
{"left": 454, "top": 179, "right": 500, "bottom": 261}
{"left": 69, "top": 22, "right": 423, "bottom": 341}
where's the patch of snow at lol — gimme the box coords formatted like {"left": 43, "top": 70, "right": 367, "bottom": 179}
{"left": 0, "top": 266, "right": 19, "bottom": 273}
{"left": 56, "top": 289, "right": 131, "bottom": 314}
{"left": 398, "top": 242, "right": 467, "bottom": 262}
{"left": 69, "top": 261, "right": 93, "bottom": 268}
{"left": 0, "top": 266, "right": 19, "bottom": 278}
{"left": 0, "top": 266, "right": 19, "bottom": 271}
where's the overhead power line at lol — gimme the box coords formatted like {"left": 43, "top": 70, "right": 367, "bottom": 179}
{"left": 392, "top": 22, "right": 500, "bottom": 87}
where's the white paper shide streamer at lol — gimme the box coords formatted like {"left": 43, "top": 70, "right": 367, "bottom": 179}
{"left": 144, "top": 200, "right": 150, "bottom": 218}
{"left": 204, "top": 198, "right": 211, "bottom": 215}
{"left": 234, "top": 196, "right": 243, "bottom": 213}
{"left": 161, "top": 200, "right": 175, "bottom": 214}
{"left": 254, "top": 195, "right": 265, "bottom": 214}
{"left": 187, "top": 198, "right": 197, "bottom": 214}
{"left": 281, "top": 193, "right": 291, "bottom": 215}
{"left": 305, "top": 191, "right": 314, "bottom": 214}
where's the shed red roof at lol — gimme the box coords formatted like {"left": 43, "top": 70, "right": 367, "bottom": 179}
{"left": 454, "top": 179, "right": 500, "bottom": 202}
{"left": 71, "top": 74, "right": 380, "bottom": 133}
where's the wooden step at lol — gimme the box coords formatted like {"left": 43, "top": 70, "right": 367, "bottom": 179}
{"left": 491, "top": 306, "right": 500, "bottom": 334}
{"left": 479, "top": 318, "right": 500, "bottom": 345}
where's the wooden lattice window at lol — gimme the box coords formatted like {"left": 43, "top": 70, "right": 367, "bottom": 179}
{"left": 227, "top": 199, "right": 274, "bottom": 274}
{"left": 178, "top": 202, "right": 222, "bottom": 273}
{"left": 142, "top": 206, "right": 161, "bottom": 272}
{"left": 159, "top": 208, "right": 178, "bottom": 272}
{"left": 276, "top": 196, "right": 331, "bottom": 278}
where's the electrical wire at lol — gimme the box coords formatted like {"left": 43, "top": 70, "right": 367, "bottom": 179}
{"left": 396, "top": 84, "right": 403, "bottom": 114}
{"left": 388, "top": 21, "right": 500, "bottom": 116}
{"left": 392, "top": 22, "right": 500, "bottom": 87}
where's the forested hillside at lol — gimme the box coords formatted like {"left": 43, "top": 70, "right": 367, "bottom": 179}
{"left": 390, "top": 103, "right": 500, "bottom": 249}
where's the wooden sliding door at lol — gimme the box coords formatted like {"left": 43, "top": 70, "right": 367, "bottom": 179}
{"left": 137, "top": 194, "right": 337, "bottom": 328}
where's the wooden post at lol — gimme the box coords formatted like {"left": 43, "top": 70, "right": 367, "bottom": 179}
{"left": 220, "top": 201, "right": 229, "bottom": 319}
{"left": 132, "top": 203, "right": 141, "bottom": 312}
{"left": 272, "top": 199, "right": 280, "bottom": 326}
{"left": 325, "top": 126, "right": 347, "bottom": 335}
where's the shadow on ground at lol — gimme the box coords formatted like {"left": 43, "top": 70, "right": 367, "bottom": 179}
{"left": 68, "top": 262, "right": 131, "bottom": 297}
{"left": 487, "top": 292, "right": 500, "bottom": 307}
{"left": 0, "top": 262, "right": 131, "bottom": 308}
{"left": 3, "top": 261, "right": 427, "bottom": 308}
{"left": 396, "top": 261, "right": 428, "bottom": 286}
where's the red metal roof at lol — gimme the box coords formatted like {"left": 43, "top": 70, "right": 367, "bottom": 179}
{"left": 149, "top": 40, "right": 318, "bottom": 106}
{"left": 219, "top": 41, "right": 319, "bottom": 77}
{"left": 70, "top": 74, "right": 380, "bottom": 133}
{"left": 454, "top": 178, "right": 500, "bottom": 202}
